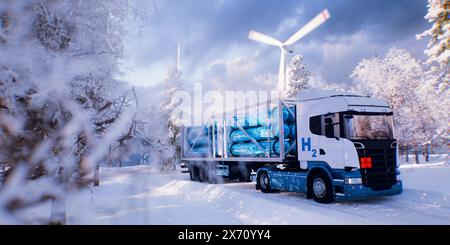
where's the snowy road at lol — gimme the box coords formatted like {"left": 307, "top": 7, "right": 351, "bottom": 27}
{"left": 66, "top": 162, "right": 450, "bottom": 225}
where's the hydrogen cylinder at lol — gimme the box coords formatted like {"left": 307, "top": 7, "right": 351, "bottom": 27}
{"left": 186, "top": 127, "right": 208, "bottom": 139}
{"left": 186, "top": 146, "right": 211, "bottom": 157}
{"left": 289, "top": 124, "right": 296, "bottom": 138}
{"left": 289, "top": 140, "right": 298, "bottom": 155}
{"left": 287, "top": 107, "right": 296, "bottom": 123}
{"left": 230, "top": 126, "right": 273, "bottom": 142}
{"left": 230, "top": 140, "right": 293, "bottom": 157}
{"left": 271, "top": 124, "right": 291, "bottom": 139}
{"left": 188, "top": 136, "right": 210, "bottom": 146}
{"left": 273, "top": 140, "right": 292, "bottom": 155}
{"left": 271, "top": 107, "right": 290, "bottom": 122}
{"left": 230, "top": 116, "right": 270, "bottom": 129}
{"left": 230, "top": 141, "right": 273, "bottom": 157}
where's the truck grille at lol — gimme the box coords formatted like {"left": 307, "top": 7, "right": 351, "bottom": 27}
{"left": 357, "top": 148, "right": 397, "bottom": 191}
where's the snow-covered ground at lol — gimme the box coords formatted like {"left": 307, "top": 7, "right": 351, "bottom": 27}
{"left": 63, "top": 156, "right": 449, "bottom": 225}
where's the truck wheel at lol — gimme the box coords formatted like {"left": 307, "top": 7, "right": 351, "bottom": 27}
{"left": 207, "top": 165, "right": 221, "bottom": 184}
{"left": 198, "top": 166, "right": 209, "bottom": 182}
{"left": 189, "top": 166, "right": 199, "bottom": 181}
{"left": 258, "top": 171, "right": 271, "bottom": 193}
{"left": 308, "top": 171, "right": 334, "bottom": 203}
{"left": 238, "top": 167, "right": 251, "bottom": 182}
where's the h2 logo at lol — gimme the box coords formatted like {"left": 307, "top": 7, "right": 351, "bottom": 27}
{"left": 301, "top": 137, "right": 317, "bottom": 158}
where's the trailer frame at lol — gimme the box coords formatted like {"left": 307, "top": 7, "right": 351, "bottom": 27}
{"left": 181, "top": 100, "right": 297, "bottom": 163}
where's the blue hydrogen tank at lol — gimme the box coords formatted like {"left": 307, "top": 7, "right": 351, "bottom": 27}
{"left": 230, "top": 141, "right": 273, "bottom": 157}
{"left": 230, "top": 140, "right": 293, "bottom": 157}
{"left": 230, "top": 115, "right": 270, "bottom": 129}
{"left": 188, "top": 136, "right": 210, "bottom": 146}
{"left": 185, "top": 146, "right": 211, "bottom": 157}
{"left": 271, "top": 124, "right": 291, "bottom": 139}
{"left": 287, "top": 107, "right": 296, "bottom": 123}
{"left": 289, "top": 124, "right": 296, "bottom": 138}
{"left": 186, "top": 126, "right": 208, "bottom": 138}
{"left": 230, "top": 126, "right": 272, "bottom": 142}
{"left": 273, "top": 140, "right": 293, "bottom": 155}
{"left": 289, "top": 140, "right": 298, "bottom": 154}
{"left": 271, "top": 107, "right": 290, "bottom": 122}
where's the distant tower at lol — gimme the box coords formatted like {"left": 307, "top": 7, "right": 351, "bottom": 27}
{"left": 177, "top": 40, "right": 181, "bottom": 72}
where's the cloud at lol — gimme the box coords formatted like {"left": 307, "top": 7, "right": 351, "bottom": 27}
{"left": 122, "top": 0, "right": 430, "bottom": 89}
{"left": 203, "top": 54, "right": 265, "bottom": 91}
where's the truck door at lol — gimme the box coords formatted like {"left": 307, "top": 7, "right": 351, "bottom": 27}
{"left": 300, "top": 113, "right": 343, "bottom": 168}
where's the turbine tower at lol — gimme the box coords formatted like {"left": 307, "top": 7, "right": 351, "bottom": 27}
{"left": 177, "top": 40, "right": 181, "bottom": 72}
{"left": 248, "top": 9, "right": 330, "bottom": 97}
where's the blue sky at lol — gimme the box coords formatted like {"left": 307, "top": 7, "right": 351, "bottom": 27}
{"left": 122, "top": 0, "right": 429, "bottom": 90}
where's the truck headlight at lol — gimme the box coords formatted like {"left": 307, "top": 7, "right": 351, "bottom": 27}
{"left": 345, "top": 178, "right": 362, "bottom": 185}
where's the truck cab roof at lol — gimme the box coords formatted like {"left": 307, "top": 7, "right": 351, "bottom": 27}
{"left": 284, "top": 89, "right": 392, "bottom": 115}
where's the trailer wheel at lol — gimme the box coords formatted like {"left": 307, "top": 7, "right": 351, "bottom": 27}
{"left": 258, "top": 171, "right": 272, "bottom": 193}
{"left": 189, "top": 166, "right": 199, "bottom": 181}
{"left": 207, "top": 165, "right": 221, "bottom": 184}
{"left": 198, "top": 166, "right": 209, "bottom": 182}
{"left": 238, "top": 167, "right": 251, "bottom": 182}
{"left": 308, "top": 171, "right": 334, "bottom": 203}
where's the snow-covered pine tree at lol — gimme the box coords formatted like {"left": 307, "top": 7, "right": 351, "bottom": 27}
{"left": 160, "top": 67, "right": 184, "bottom": 170}
{"left": 0, "top": 0, "right": 136, "bottom": 224}
{"left": 286, "top": 55, "right": 311, "bottom": 97}
{"left": 351, "top": 48, "right": 434, "bottom": 163}
{"left": 416, "top": 0, "right": 449, "bottom": 91}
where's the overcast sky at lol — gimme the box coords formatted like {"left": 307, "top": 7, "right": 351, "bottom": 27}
{"left": 122, "top": 0, "right": 430, "bottom": 90}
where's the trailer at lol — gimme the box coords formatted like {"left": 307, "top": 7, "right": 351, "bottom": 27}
{"left": 181, "top": 89, "right": 402, "bottom": 203}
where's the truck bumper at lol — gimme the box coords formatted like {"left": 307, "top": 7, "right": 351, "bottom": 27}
{"left": 335, "top": 180, "right": 403, "bottom": 201}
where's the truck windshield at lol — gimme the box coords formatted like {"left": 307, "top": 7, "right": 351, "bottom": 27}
{"left": 343, "top": 113, "right": 394, "bottom": 140}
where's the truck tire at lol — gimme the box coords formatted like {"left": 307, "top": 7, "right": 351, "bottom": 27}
{"left": 308, "top": 171, "right": 334, "bottom": 203}
{"left": 198, "top": 166, "right": 209, "bottom": 182}
{"left": 189, "top": 166, "right": 199, "bottom": 181}
{"left": 257, "top": 171, "right": 272, "bottom": 193}
{"left": 207, "top": 164, "right": 221, "bottom": 184}
{"left": 238, "top": 167, "right": 251, "bottom": 182}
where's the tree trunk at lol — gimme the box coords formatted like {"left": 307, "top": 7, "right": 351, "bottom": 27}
{"left": 425, "top": 144, "right": 429, "bottom": 162}
{"left": 414, "top": 146, "right": 419, "bottom": 164}
{"left": 50, "top": 197, "right": 66, "bottom": 225}
{"left": 94, "top": 164, "right": 99, "bottom": 186}
{"left": 405, "top": 147, "right": 409, "bottom": 163}
{"left": 50, "top": 167, "right": 66, "bottom": 225}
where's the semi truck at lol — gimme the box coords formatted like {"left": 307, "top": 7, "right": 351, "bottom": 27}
{"left": 180, "top": 89, "right": 402, "bottom": 203}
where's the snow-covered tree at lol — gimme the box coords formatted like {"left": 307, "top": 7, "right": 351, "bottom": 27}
{"left": 350, "top": 48, "right": 441, "bottom": 162}
{"left": 0, "top": 0, "right": 139, "bottom": 224}
{"left": 416, "top": 0, "right": 449, "bottom": 90}
{"left": 351, "top": 48, "right": 422, "bottom": 111}
{"left": 160, "top": 67, "right": 184, "bottom": 169}
{"left": 417, "top": 74, "right": 450, "bottom": 155}
{"left": 286, "top": 55, "right": 311, "bottom": 97}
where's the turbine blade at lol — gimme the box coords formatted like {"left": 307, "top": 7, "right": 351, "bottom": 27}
{"left": 248, "top": 30, "right": 283, "bottom": 47}
{"left": 284, "top": 9, "right": 330, "bottom": 46}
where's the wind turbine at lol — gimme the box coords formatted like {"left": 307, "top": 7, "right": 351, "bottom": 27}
{"left": 248, "top": 9, "right": 330, "bottom": 97}
{"left": 177, "top": 40, "right": 181, "bottom": 72}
